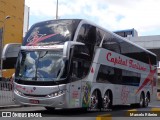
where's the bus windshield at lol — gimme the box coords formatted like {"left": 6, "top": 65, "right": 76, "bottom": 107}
{"left": 15, "top": 50, "right": 67, "bottom": 81}
{"left": 23, "top": 19, "right": 80, "bottom": 46}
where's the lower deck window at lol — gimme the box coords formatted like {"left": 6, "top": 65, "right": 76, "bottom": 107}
{"left": 97, "top": 65, "right": 140, "bottom": 86}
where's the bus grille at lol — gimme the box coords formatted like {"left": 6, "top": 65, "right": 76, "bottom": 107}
{"left": 23, "top": 93, "right": 47, "bottom": 97}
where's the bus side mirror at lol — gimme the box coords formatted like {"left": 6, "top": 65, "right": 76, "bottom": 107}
{"left": 63, "top": 41, "right": 85, "bottom": 59}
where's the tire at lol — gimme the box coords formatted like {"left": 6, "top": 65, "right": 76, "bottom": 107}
{"left": 90, "top": 91, "right": 99, "bottom": 109}
{"left": 45, "top": 107, "right": 55, "bottom": 111}
{"left": 139, "top": 93, "right": 145, "bottom": 108}
{"left": 103, "top": 91, "right": 112, "bottom": 109}
{"left": 144, "top": 94, "right": 149, "bottom": 107}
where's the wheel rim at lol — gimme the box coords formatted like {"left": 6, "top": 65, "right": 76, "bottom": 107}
{"left": 140, "top": 94, "right": 144, "bottom": 107}
{"left": 90, "top": 94, "right": 98, "bottom": 109}
{"left": 103, "top": 94, "right": 110, "bottom": 109}
{"left": 145, "top": 97, "right": 149, "bottom": 107}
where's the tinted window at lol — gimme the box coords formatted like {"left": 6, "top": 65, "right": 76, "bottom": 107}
{"left": 72, "top": 45, "right": 91, "bottom": 60}
{"left": 70, "top": 45, "right": 92, "bottom": 81}
{"left": 70, "top": 58, "right": 91, "bottom": 80}
{"left": 96, "top": 65, "right": 115, "bottom": 83}
{"left": 77, "top": 24, "right": 97, "bottom": 59}
{"left": 97, "top": 65, "right": 122, "bottom": 84}
{"left": 122, "top": 70, "right": 140, "bottom": 86}
{"left": 96, "top": 28, "right": 105, "bottom": 46}
{"left": 77, "top": 24, "right": 96, "bottom": 45}
{"left": 97, "top": 65, "right": 140, "bottom": 86}
{"left": 102, "top": 33, "right": 121, "bottom": 53}
{"left": 120, "top": 40, "right": 157, "bottom": 65}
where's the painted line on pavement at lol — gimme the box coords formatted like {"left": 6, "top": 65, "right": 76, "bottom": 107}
{"left": 96, "top": 114, "right": 112, "bottom": 120}
{"left": 151, "top": 108, "right": 160, "bottom": 111}
{"left": 127, "top": 109, "right": 137, "bottom": 111}
{"left": 126, "top": 109, "right": 138, "bottom": 117}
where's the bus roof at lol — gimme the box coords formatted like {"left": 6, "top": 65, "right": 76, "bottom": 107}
{"left": 28, "top": 19, "right": 156, "bottom": 57}
{"left": 80, "top": 19, "right": 156, "bottom": 57}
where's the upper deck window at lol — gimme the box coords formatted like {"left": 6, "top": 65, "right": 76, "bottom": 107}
{"left": 23, "top": 19, "right": 80, "bottom": 46}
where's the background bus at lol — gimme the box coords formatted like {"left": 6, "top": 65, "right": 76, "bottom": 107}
{"left": 0, "top": 44, "right": 21, "bottom": 81}
{"left": 157, "top": 68, "right": 160, "bottom": 100}
{"left": 12, "top": 19, "right": 157, "bottom": 110}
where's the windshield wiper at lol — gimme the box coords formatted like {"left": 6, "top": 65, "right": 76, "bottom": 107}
{"left": 39, "top": 51, "right": 48, "bottom": 58}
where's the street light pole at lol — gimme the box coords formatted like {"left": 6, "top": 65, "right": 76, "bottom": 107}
{"left": 0, "top": 15, "right": 11, "bottom": 79}
{"left": 56, "top": 0, "right": 58, "bottom": 19}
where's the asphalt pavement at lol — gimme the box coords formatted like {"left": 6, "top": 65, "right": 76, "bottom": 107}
{"left": 0, "top": 100, "right": 159, "bottom": 120}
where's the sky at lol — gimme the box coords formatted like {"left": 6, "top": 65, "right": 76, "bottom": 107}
{"left": 25, "top": 0, "right": 160, "bottom": 36}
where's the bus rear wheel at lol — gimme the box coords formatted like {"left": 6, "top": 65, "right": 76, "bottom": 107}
{"left": 139, "top": 93, "right": 145, "bottom": 108}
{"left": 144, "top": 94, "right": 149, "bottom": 107}
{"left": 103, "top": 91, "right": 112, "bottom": 109}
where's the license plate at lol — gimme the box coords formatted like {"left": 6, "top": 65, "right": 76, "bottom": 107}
{"left": 29, "top": 99, "right": 39, "bottom": 104}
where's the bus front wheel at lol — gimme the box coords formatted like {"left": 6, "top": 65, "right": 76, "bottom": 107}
{"left": 90, "top": 91, "right": 99, "bottom": 109}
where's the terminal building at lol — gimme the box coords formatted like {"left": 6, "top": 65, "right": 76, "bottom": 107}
{"left": 0, "top": 0, "right": 24, "bottom": 45}
{"left": 114, "top": 28, "right": 138, "bottom": 38}
{"left": 0, "top": 0, "right": 28, "bottom": 79}
{"left": 157, "top": 68, "right": 160, "bottom": 100}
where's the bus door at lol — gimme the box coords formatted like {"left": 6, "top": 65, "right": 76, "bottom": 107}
{"left": 69, "top": 44, "right": 91, "bottom": 108}
{"left": 69, "top": 60, "right": 82, "bottom": 108}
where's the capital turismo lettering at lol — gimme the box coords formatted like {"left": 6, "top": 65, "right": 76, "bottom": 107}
{"left": 129, "top": 60, "right": 146, "bottom": 71}
{"left": 106, "top": 52, "right": 146, "bottom": 71}
{"left": 106, "top": 52, "right": 128, "bottom": 66}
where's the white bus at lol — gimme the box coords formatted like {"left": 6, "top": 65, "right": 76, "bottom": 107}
{"left": 13, "top": 19, "right": 157, "bottom": 110}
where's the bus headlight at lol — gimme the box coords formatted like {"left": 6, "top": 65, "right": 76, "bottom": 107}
{"left": 14, "top": 89, "right": 24, "bottom": 96}
{"left": 47, "top": 90, "right": 64, "bottom": 98}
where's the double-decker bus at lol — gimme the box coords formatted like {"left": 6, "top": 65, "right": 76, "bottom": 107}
{"left": 12, "top": 19, "right": 157, "bottom": 110}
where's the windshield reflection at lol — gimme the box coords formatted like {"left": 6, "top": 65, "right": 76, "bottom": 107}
{"left": 16, "top": 50, "right": 67, "bottom": 81}
{"left": 23, "top": 20, "right": 80, "bottom": 46}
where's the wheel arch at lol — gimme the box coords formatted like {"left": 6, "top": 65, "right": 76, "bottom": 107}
{"left": 141, "top": 91, "right": 145, "bottom": 97}
{"left": 91, "top": 88, "right": 103, "bottom": 109}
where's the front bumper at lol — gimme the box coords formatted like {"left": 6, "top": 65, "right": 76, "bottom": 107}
{"left": 14, "top": 90, "right": 68, "bottom": 108}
